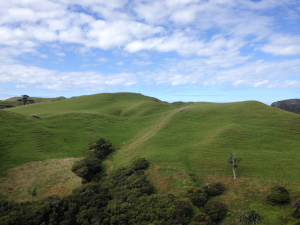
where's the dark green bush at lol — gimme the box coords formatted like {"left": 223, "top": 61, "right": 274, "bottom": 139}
{"left": 92, "top": 138, "right": 115, "bottom": 160}
{"left": 0, "top": 158, "right": 196, "bottom": 225}
{"left": 130, "top": 158, "right": 149, "bottom": 171}
{"left": 175, "top": 200, "right": 194, "bottom": 225}
{"left": 203, "top": 201, "right": 227, "bottom": 223}
{"left": 71, "top": 157, "right": 102, "bottom": 183}
{"left": 292, "top": 199, "right": 300, "bottom": 219}
{"left": 190, "top": 212, "right": 215, "bottom": 225}
{"left": 266, "top": 186, "right": 290, "bottom": 205}
{"left": 188, "top": 188, "right": 208, "bottom": 207}
{"left": 203, "top": 182, "right": 225, "bottom": 197}
{"left": 239, "top": 210, "right": 263, "bottom": 224}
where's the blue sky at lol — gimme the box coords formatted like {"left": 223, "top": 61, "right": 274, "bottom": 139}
{"left": 0, "top": 0, "right": 299, "bottom": 104}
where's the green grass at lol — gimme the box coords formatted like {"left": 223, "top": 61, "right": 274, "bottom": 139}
{"left": 1, "top": 92, "right": 300, "bottom": 223}
{"left": 2, "top": 93, "right": 300, "bottom": 182}
{"left": 3, "top": 96, "right": 66, "bottom": 104}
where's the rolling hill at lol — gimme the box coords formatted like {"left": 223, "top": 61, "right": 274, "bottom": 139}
{"left": 0, "top": 96, "right": 66, "bottom": 109}
{"left": 1, "top": 92, "right": 300, "bottom": 223}
{"left": 3, "top": 93, "right": 300, "bottom": 181}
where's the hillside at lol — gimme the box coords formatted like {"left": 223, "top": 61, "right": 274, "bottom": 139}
{"left": 1, "top": 92, "right": 300, "bottom": 224}
{"left": 271, "top": 99, "right": 300, "bottom": 114}
{"left": 0, "top": 96, "right": 66, "bottom": 109}
{"left": 2, "top": 93, "right": 300, "bottom": 181}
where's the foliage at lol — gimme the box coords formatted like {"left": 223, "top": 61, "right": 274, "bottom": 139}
{"left": 187, "top": 188, "right": 208, "bottom": 207}
{"left": 190, "top": 212, "right": 215, "bottom": 225}
{"left": 292, "top": 199, "right": 300, "bottom": 219}
{"left": 130, "top": 158, "right": 149, "bottom": 171}
{"left": 203, "top": 201, "right": 227, "bottom": 223}
{"left": 0, "top": 155, "right": 197, "bottom": 224}
{"left": 91, "top": 137, "right": 115, "bottom": 160}
{"left": 266, "top": 186, "right": 290, "bottom": 205}
{"left": 72, "top": 137, "right": 115, "bottom": 183}
{"left": 27, "top": 186, "right": 37, "bottom": 201}
{"left": 239, "top": 210, "right": 263, "bottom": 224}
{"left": 227, "top": 153, "right": 243, "bottom": 168}
{"left": 17, "top": 95, "right": 35, "bottom": 106}
{"left": 202, "top": 182, "right": 225, "bottom": 197}
{"left": 71, "top": 156, "right": 102, "bottom": 183}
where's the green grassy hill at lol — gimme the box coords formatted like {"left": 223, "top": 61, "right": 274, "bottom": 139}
{"left": 2, "top": 92, "right": 300, "bottom": 181}
{"left": 1, "top": 92, "right": 300, "bottom": 223}
{"left": 0, "top": 96, "right": 66, "bottom": 109}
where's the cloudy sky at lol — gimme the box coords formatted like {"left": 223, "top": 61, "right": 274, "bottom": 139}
{"left": 0, "top": 0, "right": 299, "bottom": 104}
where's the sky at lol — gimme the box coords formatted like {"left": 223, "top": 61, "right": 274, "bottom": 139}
{"left": 0, "top": 0, "right": 300, "bottom": 104}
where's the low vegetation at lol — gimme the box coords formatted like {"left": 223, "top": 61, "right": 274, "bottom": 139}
{"left": 0, "top": 92, "right": 300, "bottom": 224}
{"left": 267, "top": 186, "right": 291, "bottom": 205}
{"left": 0, "top": 138, "right": 229, "bottom": 224}
{"left": 239, "top": 210, "right": 263, "bottom": 224}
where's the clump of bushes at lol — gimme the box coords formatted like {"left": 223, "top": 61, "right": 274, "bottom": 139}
{"left": 202, "top": 182, "right": 225, "bottom": 197}
{"left": 187, "top": 188, "right": 208, "bottom": 207}
{"left": 72, "top": 137, "right": 115, "bottom": 183}
{"left": 0, "top": 137, "right": 230, "bottom": 225}
{"left": 71, "top": 156, "right": 102, "bottom": 183}
{"left": 190, "top": 212, "right": 214, "bottom": 225}
{"left": 266, "top": 186, "right": 290, "bottom": 205}
{"left": 187, "top": 182, "right": 227, "bottom": 224}
{"left": 130, "top": 158, "right": 149, "bottom": 171}
{"left": 239, "top": 210, "right": 263, "bottom": 224}
{"left": 90, "top": 137, "right": 115, "bottom": 160}
{"left": 203, "top": 200, "right": 227, "bottom": 223}
{"left": 292, "top": 199, "right": 300, "bottom": 219}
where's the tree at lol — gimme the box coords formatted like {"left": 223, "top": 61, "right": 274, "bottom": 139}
{"left": 227, "top": 153, "right": 242, "bottom": 180}
{"left": 27, "top": 186, "right": 37, "bottom": 201}
{"left": 21, "top": 95, "right": 29, "bottom": 105}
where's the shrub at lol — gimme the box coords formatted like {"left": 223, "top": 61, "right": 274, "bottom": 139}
{"left": 93, "top": 138, "right": 115, "bottom": 160}
{"left": 130, "top": 158, "right": 149, "bottom": 171}
{"left": 203, "top": 182, "right": 225, "bottom": 197}
{"left": 292, "top": 199, "right": 300, "bottom": 219}
{"left": 190, "top": 212, "right": 215, "bottom": 225}
{"left": 203, "top": 201, "right": 227, "bottom": 223}
{"left": 71, "top": 157, "right": 102, "bottom": 183}
{"left": 188, "top": 188, "right": 208, "bottom": 207}
{"left": 266, "top": 186, "right": 290, "bottom": 205}
{"left": 175, "top": 200, "right": 194, "bottom": 225}
{"left": 239, "top": 210, "right": 263, "bottom": 224}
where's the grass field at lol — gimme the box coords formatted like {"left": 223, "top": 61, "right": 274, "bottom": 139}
{"left": 1, "top": 92, "right": 300, "bottom": 224}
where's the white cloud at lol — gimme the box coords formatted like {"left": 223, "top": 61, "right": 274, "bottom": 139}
{"left": 0, "top": 0, "right": 298, "bottom": 60}
{"left": 260, "top": 35, "right": 300, "bottom": 56}
{"left": 139, "top": 58, "right": 300, "bottom": 89}
{"left": 0, "top": 0, "right": 299, "bottom": 99}
{"left": 0, "top": 61, "right": 138, "bottom": 91}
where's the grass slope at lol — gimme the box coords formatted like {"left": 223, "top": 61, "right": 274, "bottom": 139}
{"left": 111, "top": 100, "right": 300, "bottom": 182}
{"left": 1, "top": 93, "right": 176, "bottom": 172}
{"left": 2, "top": 92, "right": 300, "bottom": 224}
{"left": 2, "top": 93, "right": 300, "bottom": 182}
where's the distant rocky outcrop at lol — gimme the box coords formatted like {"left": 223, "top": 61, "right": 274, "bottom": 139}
{"left": 271, "top": 99, "right": 300, "bottom": 114}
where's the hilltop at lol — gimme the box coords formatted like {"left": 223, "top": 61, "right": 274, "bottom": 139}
{"left": 1, "top": 92, "right": 300, "bottom": 224}
{"left": 0, "top": 96, "right": 66, "bottom": 109}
